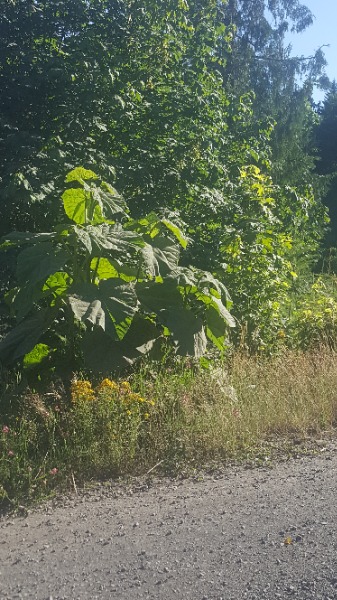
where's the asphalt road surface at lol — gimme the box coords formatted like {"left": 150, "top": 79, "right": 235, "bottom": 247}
{"left": 1, "top": 449, "right": 337, "bottom": 600}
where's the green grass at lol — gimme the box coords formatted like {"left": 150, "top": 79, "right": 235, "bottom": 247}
{"left": 1, "top": 349, "right": 337, "bottom": 510}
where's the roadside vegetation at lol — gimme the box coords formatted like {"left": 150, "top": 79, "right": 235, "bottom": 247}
{"left": 1, "top": 0, "right": 337, "bottom": 509}
{"left": 2, "top": 349, "right": 337, "bottom": 509}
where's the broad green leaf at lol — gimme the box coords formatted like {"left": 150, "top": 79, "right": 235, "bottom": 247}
{"left": 82, "top": 317, "right": 161, "bottom": 372}
{"left": 192, "top": 288, "right": 235, "bottom": 328}
{"left": 63, "top": 170, "right": 127, "bottom": 224}
{"left": 16, "top": 243, "right": 70, "bottom": 285}
{"left": 163, "top": 307, "right": 207, "bottom": 356}
{"left": 8, "top": 283, "right": 46, "bottom": 321}
{"left": 0, "top": 232, "right": 56, "bottom": 249}
{"left": 107, "top": 260, "right": 138, "bottom": 282}
{"left": 62, "top": 188, "right": 102, "bottom": 225}
{"left": 73, "top": 226, "right": 93, "bottom": 253}
{"left": 6, "top": 271, "right": 68, "bottom": 323}
{"left": 42, "top": 272, "right": 72, "bottom": 300}
{"left": 91, "top": 186, "right": 128, "bottom": 221}
{"left": 68, "top": 280, "right": 137, "bottom": 340}
{"left": 205, "top": 306, "right": 230, "bottom": 350}
{"left": 99, "top": 279, "right": 138, "bottom": 339}
{"left": 136, "top": 279, "right": 183, "bottom": 312}
{"left": 170, "top": 268, "right": 199, "bottom": 290}
{"left": 176, "top": 269, "right": 234, "bottom": 326}
{"left": 23, "top": 344, "right": 50, "bottom": 368}
{"left": 209, "top": 296, "right": 236, "bottom": 327}
{"left": 68, "top": 295, "right": 106, "bottom": 330}
{"left": 0, "top": 309, "right": 54, "bottom": 364}
{"left": 127, "top": 213, "right": 161, "bottom": 237}
{"left": 90, "top": 257, "right": 119, "bottom": 281}
{"left": 127, "top": 316, "right": 162, "bottom": 356}
{"left": 198, "top": 271, "right": 232, "bottom": 303}
{"left": 141, "top": 237, "right": 180, "bottom": 277}
{"left": 85, "top": 224, "right": 144, "bottom": 258}
{"left": 65, "top": 167, "right": 98, "bottom": 184}
{"left": 136, "top": 279, "right": 208, "bottom": 355}
{"left": 162, "top": 218, "right": 189, "bottom": 249}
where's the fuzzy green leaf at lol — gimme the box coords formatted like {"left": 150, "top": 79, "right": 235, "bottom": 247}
{"left": 136, "top": 279, "right": 183, "bottom": 312}
{"left": 82, "top": 317, "right": 161, "bottom": 372}
{"left": 0, "top": 232, "right": 56, "bottom": 249}
{"left": 7, "top": 283, "right": 46, "bottom": 321}
{"left": 42, "top": 272, "right": 72, "bottom": 297}
{"left": 62, "top": 188, "right": 101, "bottom": 225}
{"left": 205, "top": 306, "right": 230, "bottom": 350}
{"left": 92, "top": 186, "right": 128, "bottom": 221}
{"left": 141, "top": 237, "right": 180, "bottom": 277}
{"left": 0, "top": 309, "right": 54, "bottom": 364}
{"left": 85, "top": 225, "right": 144, "bottom": 258}
{"left": 90, "top": 257, "right": 119, "bottom": 281}
{"left": 68, "top": 280, "right": 138, "bottom": 340}
{"left": 163, "top": 307, "right": 207, "bottom": 356}
{"left": 16, "top": 243, "right": 70, "bottom": 285}
{"left": 65, "top": 167, "right": 98, "bottom": 184}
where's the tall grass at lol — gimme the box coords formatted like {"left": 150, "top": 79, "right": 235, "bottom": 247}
{"left": 134, "top": 350, "right": 337, "bottom": 464}
{"left": 1, "top": 349, "right": 337, "bottom": 509}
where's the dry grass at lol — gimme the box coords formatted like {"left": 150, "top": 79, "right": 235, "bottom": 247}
{"left": 138, "top": 349, "right": 337, "bottom": 466}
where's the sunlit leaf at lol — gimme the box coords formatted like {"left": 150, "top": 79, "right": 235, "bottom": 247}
{"left": 65, "top": 167, "right": 98, "bottom": 184}
{"left": 23, "top": 343, "right": 51, "bottom": 368}
{"left": 90, "top": 257, "right": 119, "bottom": 281}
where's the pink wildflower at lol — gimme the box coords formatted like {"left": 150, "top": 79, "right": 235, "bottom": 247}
{"left": 2, "top": 425, "right": 9, "bottom": 434}
{"left": 8, "top": 450, "right": 15, "bottom": 457}
{"left": 49, "top": 467, "right": 58, "bottom": 476}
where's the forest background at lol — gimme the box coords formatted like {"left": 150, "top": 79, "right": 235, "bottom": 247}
{"left": 1, "top": 0, "right": 337, "bottom": 507}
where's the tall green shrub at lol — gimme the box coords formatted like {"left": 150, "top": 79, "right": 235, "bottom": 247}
{"left": 0, "top": 168, "right": 235, "bottom": 374}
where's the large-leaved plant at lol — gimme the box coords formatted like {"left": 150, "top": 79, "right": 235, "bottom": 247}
{"left": 0, "top": 168, "right": 235, "bottom": 373}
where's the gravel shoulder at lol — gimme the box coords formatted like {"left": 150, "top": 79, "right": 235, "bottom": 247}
{"left": 1, "top": 446, "right": 337, "bottom": 600}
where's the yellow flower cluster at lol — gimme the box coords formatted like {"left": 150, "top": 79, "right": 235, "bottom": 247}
{"left": 71, "top": 378, "right": 155, "bottom": 418}
{"left": 122, "top": 391, "right": 155, "bottom": 419}
{"left": 71, "top": 380, "right": 95, "bottom": 403}
{"left": 119, "top": 381, "right": 131, "bottom": 393}
{"left": 96, "top": 378, "right": 119, "bottom": 393}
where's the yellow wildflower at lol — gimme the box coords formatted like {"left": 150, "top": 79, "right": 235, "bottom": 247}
{"left": 129, "top": 393, "right": 145, "bottom": 403}
{"left": 96, "top": 378, "right": 119, "bottom": 393}
{"left": 120, "top": 381, "right": 131, "bottom": 393}
{"left": 71, "top": 380, "right": 95, "bottom": 403}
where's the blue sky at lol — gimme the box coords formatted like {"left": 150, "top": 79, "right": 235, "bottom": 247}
{"left": 285, "top": 0, "right": 337, "bottom": 101}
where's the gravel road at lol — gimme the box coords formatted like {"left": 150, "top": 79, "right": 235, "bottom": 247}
{"left": 1, "top": 448, "right": 337, "bottom": 600}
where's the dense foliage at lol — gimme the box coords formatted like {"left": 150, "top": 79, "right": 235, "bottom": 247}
{"left": 314, "top": 83, "right": 337, "bottom": 249}
{"left": 0, "top": 0, "right": 334, "bottom": 374}
{"left": 221, "top": 0, "right": 328, "bottom": 187}
{"left": 0, "top": 168, "right": 234, "bottom": 375}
